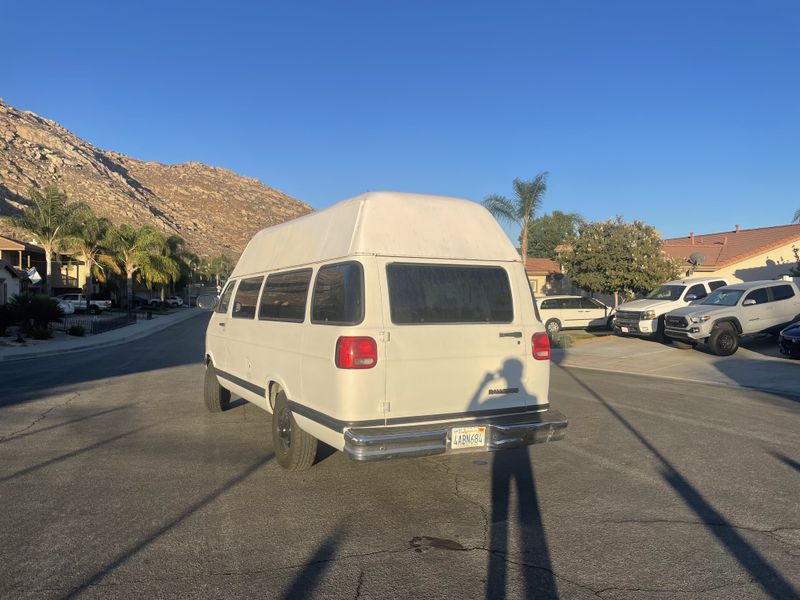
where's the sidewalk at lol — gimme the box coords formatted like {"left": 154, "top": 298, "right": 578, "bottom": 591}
{"left": 553, "top": 334, "right": 800, "bottom": 398}
{"left": 0, "top": 309, "right": 204, "bottom": 362}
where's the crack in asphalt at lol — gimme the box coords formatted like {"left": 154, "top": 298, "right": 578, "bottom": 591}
{"left": 604, "top": 518, "right": 800, "bottom": 550}
{"left": 0, "top": 392, "right": 79, "bottom": 442}
{"left": 353, "top": 568, "right": 365, "bottom": 599}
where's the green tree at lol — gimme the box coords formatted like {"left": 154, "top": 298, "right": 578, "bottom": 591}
{"left": 794, "top": 208, "right": 800, "bottom": 223}
{"left": 559, "top": 217, "right": 680, "bottom": 305}
{"left": 484, "top": 171, "right": 548, "bottom": 258}
{"left": 208, "top": 254, "right": 233, "bottom": 288}
{"left": 9, "top": 186, "right": 82, "bottom": 295}
{"left": 164, "top": 235, "right": 200, "bottom": 298}
{"left": 524, "top": 210, "right": 583, "bottom": 259}
{"left": 100, "top": 224, "right": 179, "bottom": 310}
{"left": 63, "top": 205, "right": 112, "bottom": 308}
{"left": 791, "top": 247, "right": 800, "bottom": 277}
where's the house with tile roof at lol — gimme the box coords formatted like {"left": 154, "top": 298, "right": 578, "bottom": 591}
{"left": 663, "top": 223, "right": 800, "bottom": 282}
{"left": 525, "top": 258, "right": 575, "bottom": 295}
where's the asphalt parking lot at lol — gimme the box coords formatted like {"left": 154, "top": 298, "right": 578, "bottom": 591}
{"left": 1, "top": 314, "right": 798, "bottom": 599}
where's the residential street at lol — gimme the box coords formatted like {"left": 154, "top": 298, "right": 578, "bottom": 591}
{"left": 1, "top": 313, "right": 798, "bottom": 599}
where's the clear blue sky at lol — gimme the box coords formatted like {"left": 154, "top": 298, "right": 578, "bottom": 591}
{"left": 3, "top": 1, "right": 798, "bottom": 241}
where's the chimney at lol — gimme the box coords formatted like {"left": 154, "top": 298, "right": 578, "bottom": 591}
{"left": 690, "top": 232, "right": 695, "bottom": 245}
{"left": 735, "top": 224, "right": 740, "bottom": 233}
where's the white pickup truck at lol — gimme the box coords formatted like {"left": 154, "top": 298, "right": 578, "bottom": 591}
{"left": 56, "top": 293, "right": 112, "bottom": 314}
{"left": 613, "top": 277, "right": 729, "bottom": 341}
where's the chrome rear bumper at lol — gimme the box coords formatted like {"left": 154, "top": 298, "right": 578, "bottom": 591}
{"left": 343, "top": 408, "right": 568, "bottom": 461}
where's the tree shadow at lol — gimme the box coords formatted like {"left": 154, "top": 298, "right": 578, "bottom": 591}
{"left": 0, "top": 405, "right": 132, "bottom": 445}
{"left": 467, "top": 359, "right": 559, "bottom": 600}
{"left": 768, "top": 450, "right": 800, "bottom": 474}
{"left": 62, "top": 453, "right": 274, "bottom": 599}
{"left": 710, "top": 356, "right": 800, "bottom": 404}
{"left": 0, "top": 312, "right": 209, "bottom": 408}
{"left": 557, "top": 365, "right": 798, "bottom": 599}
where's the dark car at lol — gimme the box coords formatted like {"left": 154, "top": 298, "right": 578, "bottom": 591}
{"left": 779, "top": 321, "right": 800, "bottom": 358}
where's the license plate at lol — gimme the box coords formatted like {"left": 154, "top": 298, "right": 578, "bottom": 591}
{"left": 451, "top": 426, "right": 486, "bottom": 449}
{"left": 621, "top": 326, "right": 629, "bottom": 332}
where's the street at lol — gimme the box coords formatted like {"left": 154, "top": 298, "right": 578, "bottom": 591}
{"left": 1, "top": 314, "right": 798, "bottom": 599}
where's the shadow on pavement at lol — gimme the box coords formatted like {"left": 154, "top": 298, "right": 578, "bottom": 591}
{"left": 710, "top": 357, "right": 800, "bottom": 404}
{"left": 0, "top": 405, "right": 132, "bottom": 445}
{"left": 282, "top": 525, "right": 346, "bottom": 600}
{"left": 769, "top": 450, "right": 800, "bottom": 474}
{"left": 558, "top": 365, "right": 798, "bottom": 599}
{"left": 62, "top": 453, "right": 273, "bottom": 599}
{"left": 0, "top": 313, "right": 209, "bottom": 408}
{"left": 465, "top": 359, "right": 558, "bottom": 599}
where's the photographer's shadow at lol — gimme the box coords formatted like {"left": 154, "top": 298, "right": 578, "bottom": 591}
{"left": 468, "top": 359, "right": 558, "bottom": 599}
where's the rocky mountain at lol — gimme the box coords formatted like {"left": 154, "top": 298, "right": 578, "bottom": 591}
{"left": 0, "top": 99, "right": 312, "bottom": 257}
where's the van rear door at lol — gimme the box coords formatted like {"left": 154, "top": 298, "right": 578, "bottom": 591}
{"left": 379, "top": 261, "right": 539, "bottom": 422}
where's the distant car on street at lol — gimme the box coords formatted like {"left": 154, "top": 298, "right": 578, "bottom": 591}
{"left": 56, "top": 293, "right": 112, "bottom": 315}
{"left": 165, "top": 296, "right": 184, "bottom": 307}
{"left": 779, "top": 320, "right": 800, "bottom": 358}
{"left": 57, "top": 299, "right": 75, "bottom": 315}
{"left": 536, "top": 295, "right": 615, "bottom": 335}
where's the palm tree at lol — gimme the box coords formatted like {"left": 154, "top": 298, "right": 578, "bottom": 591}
{"left": 11, "top": 186, "right": 81, "bottom": 295}
{"left": 483, "top": 171, "right": 549, "bottom": 259}
{"left": 100, "top": 224, "right": 179, "bottom": 311}
{"left": 794, "top": 208, "right": 799, "bottom": 223}
{"left": 63, "top": 205, "right": 112, "bottom": 308}
{"left": 208, "top": 254, "right": 232, "bottom": 288}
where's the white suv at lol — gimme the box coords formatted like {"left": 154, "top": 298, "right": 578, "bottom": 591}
{"left": 614, "top": 277, "right": 728, "bottom": 340}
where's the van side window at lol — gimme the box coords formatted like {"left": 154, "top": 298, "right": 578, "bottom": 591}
{"left": 580, "top": 297, "right": 602, "bottom": 309}
{"left": 311, "top": 262, "right": 364, "bottom": 325}
{"left": 217, "top": 281, "right": 236, "bottom": 314}
{"left": 259, "top": 269, "right": 312, "bottom": 322}
{"left": 386, "top": 264, "right": 513, "bottom": 324}
{"left": 709, "top": 280, "right": 727, "bottom": 291}
{"left": 540, "top": 299, "right": 559, "bottom": 310}
{"left": 771, "top": 285, "right": 795, "bottom": 302}
{"left": 231, "top": 277, "right": 263, "bottom": 319}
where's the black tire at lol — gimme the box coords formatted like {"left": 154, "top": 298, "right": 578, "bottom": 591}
{"left": 653, "top": 316, "right": 670, "bottom": 343}
{"left": 204, "top": 362, "right": 231, "bottom": 412}
{"left": 272, "top": 390, "right": 317, "bottom": 471}
{"left": 606, "top": 316, "right": 615, "bottom": 331}
{"left": 545, "top": 319, "right": 562, "bottom": 336}
{"left": 709, "top": 323, "right": 739, "bottom": 356}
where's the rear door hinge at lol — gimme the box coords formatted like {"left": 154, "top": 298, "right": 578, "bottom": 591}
{"left": 379, "top": 331, "right": 391, "bottom": 342}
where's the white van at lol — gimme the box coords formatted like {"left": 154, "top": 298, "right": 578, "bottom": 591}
{"left": 537, "top": 295, "right": 615, "bottom": 335}
{"left": 201, "top": 192, "right": 567, "bottom": 470}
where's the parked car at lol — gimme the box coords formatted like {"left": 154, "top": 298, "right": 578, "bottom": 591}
{"left": 57, "top": 299, "right": 75, "bottom": 315}
{"left": 56, "top": 293, "right": 112, "bottom": 315}
{"left": 778, "top": 320, "right": 800, "bottom": 358}
{"left": 132, "top": 295, "right": 151, "bottom": 307}
{"left": 200, "top": 191, "right": 567, "bottom": 470}
{"left": 614, "top": 277, "right": 728, "bottom": 340}
{"left": 537, "top": 295, "right": 614, "bottom": 335}
{"left": 165, "top": 296, "right": 184, "bottom": 307}
{"left": 664, "top": 279, "right": 800, "bottom": 355}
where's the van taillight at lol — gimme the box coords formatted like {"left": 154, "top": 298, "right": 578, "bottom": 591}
{"left": 532, "top": 332, "right": 550, "bottom": 360}
{"left": 336, "top": 336, "right": 378, "bottom": 369}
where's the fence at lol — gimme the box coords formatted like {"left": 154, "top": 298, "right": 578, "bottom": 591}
{"left": 53, "top": 313, "right": 137, "bottom": 335}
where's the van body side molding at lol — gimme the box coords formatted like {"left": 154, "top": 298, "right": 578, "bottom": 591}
{"left": 216, "top": 369, "right": 266, "bottom": 398}
{"left": 287, "top": 400, "right": 551, "bottom": 433}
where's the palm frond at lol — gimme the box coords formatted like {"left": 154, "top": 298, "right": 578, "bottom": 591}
{"left": 512, "top": 171, "right": 548, "bottom": 220}
{"left": 794, "top": 207, "right": 800, "bottom": 223}
{"left": 483, "top": 194, "right": 519, "bottom": 225}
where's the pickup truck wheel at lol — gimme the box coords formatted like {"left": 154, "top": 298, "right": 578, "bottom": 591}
{"left": 545, "top": 319, "right": 562, "bottom": 336}
{"left": 709, "top": 323, "right": 739, "bottom": 356}
{"left": 606, "top": 316, "right": 615, "bottom": 331}
{"left": 204, "top": 363, "right": 231, "bottom": 412}
{"left": 273, "top": 391, "right": 317, "bottom": 471}
{"left": 654, "top": 316, "right": 670, "bottom": 344}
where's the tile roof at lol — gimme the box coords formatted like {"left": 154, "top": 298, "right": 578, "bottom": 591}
{"left": 525, "top": 258, "right": 562, "bottom": 274}
{"left": 663, "top": 224, "right": 800, "bottom": 268}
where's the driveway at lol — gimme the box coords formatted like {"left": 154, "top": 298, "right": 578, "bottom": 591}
{"left": 0, "top": 314, "right": 798, "bottom": 598}
{"left": 553, "top": 334, "right": 800, "bottom": 398}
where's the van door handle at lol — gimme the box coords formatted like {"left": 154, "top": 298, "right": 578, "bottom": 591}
{"left": 499, "top": 331, "right": 522, "bottom": 338}
{"left": 218, "top": 322, "right": 226, "bottom": 327}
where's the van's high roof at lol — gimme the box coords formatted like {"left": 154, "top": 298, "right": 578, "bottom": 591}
{"left": 231, "top": 191, "right": 521, "bottom": 277}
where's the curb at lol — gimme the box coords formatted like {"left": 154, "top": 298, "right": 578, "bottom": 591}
{"left": 554, "top": 361, "right": 800, "bottom": 400}
{"left": 0, "top": 310, "right": 205, "bottom": 362}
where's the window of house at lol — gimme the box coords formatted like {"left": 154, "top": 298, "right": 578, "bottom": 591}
{"left": 259, "top": 269, "right": 312, "bottom": 322}
{"left": 386, "top": 264, "right": 513, "bottom": 324}
{"left": 231, "top": 277, "right": 263, "bottom": 319}
{"left": 217, "top": 280, "right": 236, "bottom": 314}
{"left": 311, "top": 262, "right": 364, "bottom": 325}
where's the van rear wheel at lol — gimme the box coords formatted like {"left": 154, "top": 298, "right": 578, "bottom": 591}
{"left": 204, "top": 362, "right": 231, "bottom": 412}
{"left": 272, "top": 391, "right": 317, "bottom": 471}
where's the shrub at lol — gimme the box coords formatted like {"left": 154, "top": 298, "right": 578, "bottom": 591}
{"left": 30, "top": 326, "right": 52, "bottom": 340}
{"left": 67, "top": 325, "right": 86, "bottom": 337}
{"left": 9, "top": 292, "right": 64, "bottom": 333}
{"left": 0, "top": 304, "right": 19, "bottom": 336}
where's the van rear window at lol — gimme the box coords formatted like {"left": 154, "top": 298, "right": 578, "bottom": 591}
{"left": 386, "top": 264, "right": 513, "bottom": 324}
{"left": 311, "top": 262, "right": 364, "bottom": 325}
{"left": 259, "top": 269, "right": 312, "bottom": 322}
